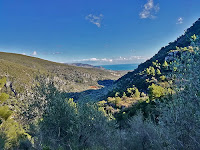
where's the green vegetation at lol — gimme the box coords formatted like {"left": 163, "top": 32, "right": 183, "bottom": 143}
{"left": 162, "top": 60, "right": 169, "bottom": 70}
{"left": 117, "top": 18, "right": 200, "bottom": 91}
{"left": 1, "top": 17, "right": 200, "bottom": 150}
{"left": 18, "top": 81, "right": 119, "bottom": 150}
{"left": 103, "top": 26, "right": 200, "bottom": 121}
{"left": 148, "top": 83, "right": 165, "bottom": 100}
{"left": 156, "top": 68, "right": 161, "bottom": 75}
{"left": 0, "top": 77, "right": 28, "bottom": 149}
{"left": 97, "top": 21, "right": 200, "bottom": 128}
{"left": 0, "top": 52, "right": 119, "bottom": 94}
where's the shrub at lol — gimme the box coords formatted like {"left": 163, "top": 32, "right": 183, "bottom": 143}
{"left": 148, "top": 83, "right": 165, "bottom": 100}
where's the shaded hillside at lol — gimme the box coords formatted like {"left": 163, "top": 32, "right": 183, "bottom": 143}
{"left": 116, "top": 18, "right": 200, "bottom": 90}
{"left": 0, "top": 52, "right": 120, "bottom": 94}
{"left": 97, "top": 18, "right": 200, "bottom": 119}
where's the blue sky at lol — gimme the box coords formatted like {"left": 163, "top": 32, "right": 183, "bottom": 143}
{"left": 0, "top": 0, "right": 200, "bottom": 65}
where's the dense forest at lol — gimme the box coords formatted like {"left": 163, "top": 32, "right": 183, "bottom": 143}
{"left": 1, "top": 19, "right": 200, "bottom": 150}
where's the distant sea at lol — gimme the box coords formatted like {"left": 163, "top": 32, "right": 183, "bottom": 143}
{"left": 99, "top": 64, "right": 139, "bottom": 71}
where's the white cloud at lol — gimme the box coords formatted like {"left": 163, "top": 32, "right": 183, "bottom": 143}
{"left": 82, "top": 57, "right": 113, "bottom": 62}
{"left": 139, "top": 0, "right": 160, "bottom": 19}
{"left": 52, "top": 52, "right": 61, "bottom": 55}
{"left": 177, "top": 17, "right": 183, "bottom": 24}
{"left": 32, "top": 51, "right": 37, "bottom": 56}
{"left": 21, "top": 53, "right": 26, "bottom": 55}
{"left": 74, "top": 56, "right": 149, "bottom": 65}
{"left": 85, "top": 14, "right": 103, "bottom": 28}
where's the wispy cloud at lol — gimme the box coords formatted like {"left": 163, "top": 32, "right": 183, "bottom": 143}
{"left": 32, "top": 51, "right": 37, "bottom": 56}
{"left": 82, "top": 57, "right": 113, "bottom": 63}
{"left": 74, "top": 56, "right": 149, "bottom": 65}
{"left": 85, "top": 14, "right": 103, "bottom": 28}
{"left": 176, "top": 17, "right": 183, "bottom": 24}
{"left": 139, "top": 0, "right": 160, "bottom": 19}
{"left": 52, "top": 52, "right": 62, "bottom": 55}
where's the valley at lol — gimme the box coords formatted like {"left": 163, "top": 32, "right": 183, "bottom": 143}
{"left": 0, "top": 1, "right": 199, "bottom": 149}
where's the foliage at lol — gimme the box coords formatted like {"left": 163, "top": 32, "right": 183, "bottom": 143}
{"left": 2, "top": 17, "right": 200, "bottom": 150}
{"left": 0, "top": 51, "right": 119, "bottom": 94}
{"left": 156, "top": 68, "right": 161, "bottom": 75}
{"left": 191, "top": 34, "right": 198, "bottom": 41}
{"left": 24, "top": 81, "right": 119, "bottom": 150}
{"left": 0, "top": 77, "right": 6, "bottom": 90}
{"left": 37, "top": 86, "right": 79, "bottom": 149}
{"left": 0, "top": 77, "right": 28, "bottom": 149}
{"left": 0, "top": 93, "right": 9, "bottom": 104}
{"left": 145, "top": 66, "right": 156, "bottom": 76}
{"left": 162, "top": 61, "right": 169, "bottom": 70}
{"left": 159, "top": 75, "right": 166, "bottom": 81}
{"left": 0, "top": 106, "right": 12, "bottom": 121}
{"left": 148, "top": 83, "right": 165, "bottom": 100}
{"left": 127, "top": 85, "right": 140, "bottom": 98}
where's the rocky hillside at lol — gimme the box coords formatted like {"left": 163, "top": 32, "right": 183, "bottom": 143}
{"left": 0, "top": 52, "right": 120, "bottom": 95}
{"left": 116, "top": 18, "right": 200, "bottom": 91}
{"left": 95, "top": 18, "right": 200, "bottom": 119}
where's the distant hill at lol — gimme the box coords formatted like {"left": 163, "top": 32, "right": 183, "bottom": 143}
{"left": 0, "top": 52, "right": 120, "bottom": 95}
{"left": 68, "top": 63, "right": 105, "bottom": 70}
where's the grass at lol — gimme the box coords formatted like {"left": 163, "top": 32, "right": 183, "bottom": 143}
{"left": 0, "top": 52, "right": 119, "bottom": 94}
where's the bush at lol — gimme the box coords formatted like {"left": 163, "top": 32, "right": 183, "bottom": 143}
{"left": 148, "top": 83, "right": 165, "bottom": 100}
{"left": 27, "top": 81, "right": 119, "bottom": 150}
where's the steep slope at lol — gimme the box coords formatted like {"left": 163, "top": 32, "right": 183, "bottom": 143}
{"left": 0, "top": 52, "right": 120, "bottom": 94}
{"left": 97, "top": 18, "right": 200, "bottom": 118}
{"left": 116, "top": 18, "right": 200, "bottom": 91}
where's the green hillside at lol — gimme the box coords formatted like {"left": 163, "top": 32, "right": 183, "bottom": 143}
{"left": 116, "top": 18, "right": 200, "bottom": 91}
{"left": 97, "top": 18, "right": 200, "bottom": 119}
{"left": 0, "top": 52, "right": 120, "bottom": 94}
{"left": 0, "top": 18, "right": 200, "bottom": 150}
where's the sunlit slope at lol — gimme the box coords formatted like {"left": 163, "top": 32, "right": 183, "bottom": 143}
{"left": 116, "top": 18, "right": 200, "bottom": 90}
{"left": 0, "top": 52, "right": 119, "bottom": 94}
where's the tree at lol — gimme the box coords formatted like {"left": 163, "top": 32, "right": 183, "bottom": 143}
{"left": 77, "top": 103, "right": 119, "bottom": 149}
{"left": 0, "top": 77, "right": 6, "bottom": 90}
{"left": 30, "top": 81, "right": 119, "bottom": 150}
{"left": 159, "top": 75, "right": 166, "bottom": 81}
{"left": 123, "top": 112, "right": 162, "bottom": 150}
{"left": 115, "top": 92, "right": 120, "bottom": 97}
{"left": 148, "top": 83, "right": 165, "bottom": 100}
{"left": 152, "top": 60, "right": 161, "bottom": 68}
{"left": 134, "top": 88, "right": 140, "bottom": 98}
{"left": 156, "top": 69, "right": 161, "bottom": 75}
{"left": 0, "top": 77, "right": 27, "bottom": 149}
{"left": 162, "top": 61, "right": 169, "bottom": 70}
{"left": 149, "top": 66, "right": 155, "bottom": 76}
{"left": 115, "top": 97, "right": 122, "bottom": 106}
{"left": 122, "top": 92, "right": 127, "bottom": 98}
{"left": 146, "top": 68, "right": 150, "bottom": 75}
{"left": 107, "top": 97, "right": 115, "bottom": 104}
{"left": 35, "top": 83, "right": 78, "bottom": 150}
{"left": 191, "top": 34, "right": 197, "bottom": 41}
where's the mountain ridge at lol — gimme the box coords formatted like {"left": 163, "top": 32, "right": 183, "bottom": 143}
{"left": 0, "top": 52, "right": 121, "bottom": 94}
{"left": 116, "top": 18, "right": 200, "bottom": 90}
